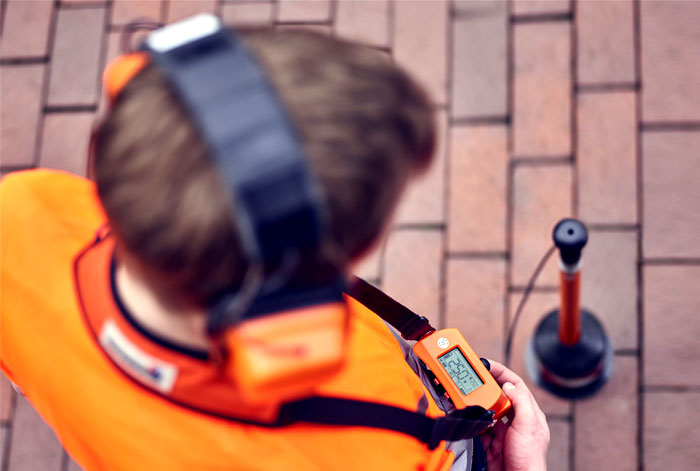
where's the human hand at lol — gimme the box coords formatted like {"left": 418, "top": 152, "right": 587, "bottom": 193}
{"left": 479, "top": 360, "right": 550, "bottom": 471}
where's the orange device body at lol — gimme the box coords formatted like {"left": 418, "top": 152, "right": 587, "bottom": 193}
{"left": 413, "top": 328, "right": 511, "bottom": 420}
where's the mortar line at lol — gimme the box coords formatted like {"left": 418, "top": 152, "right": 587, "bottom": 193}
{"left": 0, "top": 57, "right": 50, "bottom": 66}
{"left": 504, "top": 0, "right": 515, "bottom": 361}
{"left": 448, "top": 251, "right": 509, "bottom": 260}
{"left": 576, "top": 82, "right": 639, "bottom": 93}
{"left": 587, "top": 223, "right": 640, "bottom": 232}
{"left": 640, "top": 121, "right": 700, "bottom": 132}
{"left": 440, "top": 0, "right": 455, "bottom": 330}
{"left": 644, "top": 385, "right": 700, "bottom": 393}
{"left": 450, "top": 115, "right": 511, "bottom": 126}
{"left": 512, "top": 156, "right": 573, "bottom": 166}
{"left": 642, "top": 258, "right": 700, "bottom": 266}
{"left": 510, "top": 12, "right": 573, "bottom": 24}
{"left": 632, "top": 1, "right": 644, "bottom": 469}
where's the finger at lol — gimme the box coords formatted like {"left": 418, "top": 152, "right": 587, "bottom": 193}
{"left": 501, "top": 382, "right": 540, "bottom": 427}
{"left": 486, "top": 360, "right": 527, "bottom": 388}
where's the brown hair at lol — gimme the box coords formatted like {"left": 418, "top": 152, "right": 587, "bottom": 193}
{"left": 93, "top": 26, "right": 436, "bottom": 306}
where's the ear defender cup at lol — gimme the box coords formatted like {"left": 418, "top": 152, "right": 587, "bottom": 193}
{"left": 103, "top": 52, "right": 150, "bottom": 104}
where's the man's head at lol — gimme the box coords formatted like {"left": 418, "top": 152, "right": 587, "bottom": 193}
{"left": 92, "top": 26, "right": 436, "bottom": 307}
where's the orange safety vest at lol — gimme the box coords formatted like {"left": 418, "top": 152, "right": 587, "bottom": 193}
{"left": 0, "top": 169, "right": 455, "bottom": 471}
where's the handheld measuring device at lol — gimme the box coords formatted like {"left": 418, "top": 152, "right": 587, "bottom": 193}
{"left": 414, "top": 329, "right": 511, "bottom": 420}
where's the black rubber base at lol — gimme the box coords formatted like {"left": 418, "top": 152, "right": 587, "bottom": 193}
{"left": 526, "top": 309, "right": 613, "bottom": 399}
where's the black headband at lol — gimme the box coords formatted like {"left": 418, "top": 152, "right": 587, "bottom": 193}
{"left": 141, "top": 14, "right": 326, "bottom": 264}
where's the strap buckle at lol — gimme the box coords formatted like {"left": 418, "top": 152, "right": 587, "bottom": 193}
{"left": 427, "top": 407, "right": 495, "bottom": 449}
{"left": 398, "top": 315, "right": 435, "bottom": 341}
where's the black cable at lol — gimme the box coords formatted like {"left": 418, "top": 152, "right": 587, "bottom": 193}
{"left": 120, "top": 20, "right": 163, "bottom": 53}
{"left": 504, "top": 245, "right": 557, "bottom": 368}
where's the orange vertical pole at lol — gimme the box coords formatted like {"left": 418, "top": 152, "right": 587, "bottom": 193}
{"left": 558, "top": 264, "right": 581, "bottom": 345}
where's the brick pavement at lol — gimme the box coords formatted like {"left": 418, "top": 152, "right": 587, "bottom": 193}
{"left": 1, "top": 1, "right": 699, "bottom": 470}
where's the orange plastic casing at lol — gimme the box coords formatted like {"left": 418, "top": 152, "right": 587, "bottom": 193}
{"left": 413, "top": 328, "right": 511, "bottom": 420}
{"left": 224, "top": 303, "right": 348, "bottom": 405}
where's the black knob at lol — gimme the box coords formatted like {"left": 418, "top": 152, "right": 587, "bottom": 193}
{"left": 552, "top": 219, "right": 588, "bottom": 266}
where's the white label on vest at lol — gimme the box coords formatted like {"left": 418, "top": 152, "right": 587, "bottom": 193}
{"left": 100, "top": 320, "right": 178, "bottom": 393}
{"left": 437, "top": 337, "right": 450, "bottom": 349}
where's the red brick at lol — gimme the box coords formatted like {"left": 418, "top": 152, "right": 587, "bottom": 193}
{"left": 445, "top": 258, "right": 506, "bottom": 362}
{"left": 277, "top": 0, "right": 331, "bottom": 23}
{"left": 642, "top": 132, "right": 700, "bottom": 258}
{"left": 511, "top": 164, "right": 573, "bottom": 287}
{"left": 112, "top": 0, "right": 163, "bottom": 26}
{"left": 576, "top": 0, "right": 635, "bottom": 85}
{"left": 221, "top": 1, "right": 274, "bottom": 25}
{"left": 0, "top": 373, "right": 15, "bottom": 422}
{"left": 47, "top": 7, "right": 107, "bottom": 107}
{"left": 644, "top": 266, "right": 700, "bottom": 387}
{"left": 8, "top": 395, "right": 64, "bottom": 471}
{"left": 0, "top": 65, "right": 44, "bottom": 167}
{"left": 581, "top": 230, "right": 638, "bottom": 350}
{"left": 644, "top": 391, "right": 700, "bottom": 470}
{"left": 512, "top": 0, "right": 570, "bottom": 16}
{"left": 167, "top": 0, "right": 217, "bottom": 23}
{"left": 451, "top": 2, "right": 508, "bottom": 119}
{"left": 39, "top": 113, "right": 95, "bottom": 177}
{"left": 395, "top": 110, "right": 447, "bottom": 225}
{"left": 577, "top": 92, "right": 637, "bottom": 224}
{"left": 334, "top": 0, "right": 389, "bottom": 48}
{"left": 508, "top": 292, "right": 571, "bottom": 415}
{"left": 513, "top": 23, "right": 571, "bottom": 157}
{"left": 641, "top": 1, "right": 700, "bottom": 121}
{"left": 0, "top": 0, "right": 53, "bottom": 58}
{"left": 352, "top": 240, "right": 384, "bottom": 283}
{"left": 546, "top": 419, "right": 570, "bottom": 471}
{"left": 448, "top": 125, "right": 507, "bottom": 252}
{"left": 393, "top": 0, "right": 448, "bottom": 106}
{"left": 383, "top": 229, "right": 443, "bottom": 322}
{"left": 575, "top": 356, "right": 638, "bottom": 471}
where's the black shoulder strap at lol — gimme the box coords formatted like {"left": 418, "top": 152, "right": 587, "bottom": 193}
{"left": 276, "top": 397, "right": 495, "bottom": 450}
{"left": 349, "top": 276, "right": 436, "bottom": 340}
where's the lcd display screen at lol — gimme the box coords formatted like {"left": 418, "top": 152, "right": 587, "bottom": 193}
{"left": 438, "top": 348, "right": 484, "bottom": 395}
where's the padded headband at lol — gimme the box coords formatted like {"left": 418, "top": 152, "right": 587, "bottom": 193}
{"left": 107, "top": 14, "right": 326, "bottom": 264}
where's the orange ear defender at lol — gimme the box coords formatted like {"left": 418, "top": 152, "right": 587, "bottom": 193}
{"left": 103, "top": 52, "right": 149, "bottom": 104}
{"left": 223, "top": 303, "right": 348, "bottom": 405}
{"left": 101, "top": 14, "right": 349, "bottom": 405}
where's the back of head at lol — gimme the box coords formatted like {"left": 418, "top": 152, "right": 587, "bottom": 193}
{"left": 93, "top": 26, "right": 436, "bottom": 307}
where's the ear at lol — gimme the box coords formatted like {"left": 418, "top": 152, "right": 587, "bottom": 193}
{"left": 103, "top": 52, "right": 150, "bottom": 104}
